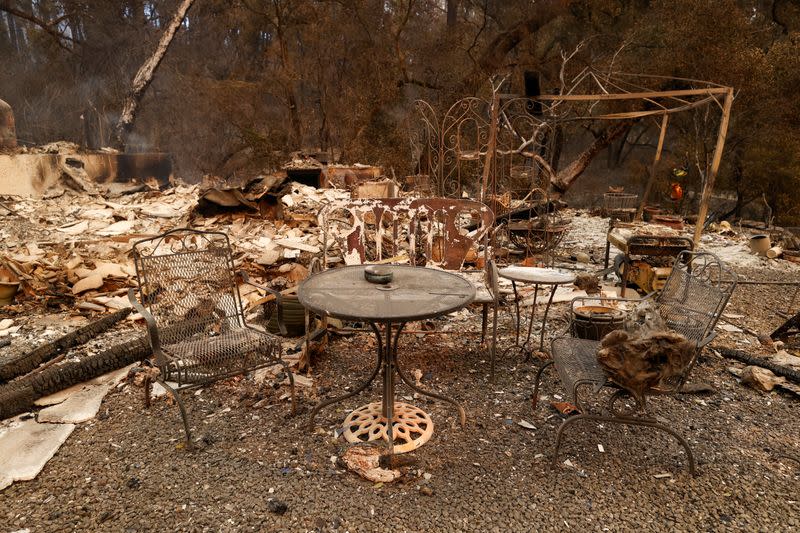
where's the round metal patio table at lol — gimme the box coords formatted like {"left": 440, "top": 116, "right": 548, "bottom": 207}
{"left": 499, "top": 266, "right": 576, "bottom": 359}
{"left": 298, "top": 264, "right": 475, "bottom": 454}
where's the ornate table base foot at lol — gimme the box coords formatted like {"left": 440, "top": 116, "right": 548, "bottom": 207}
{"left": 342, "top": 402, "right": 434, "bottom": 454}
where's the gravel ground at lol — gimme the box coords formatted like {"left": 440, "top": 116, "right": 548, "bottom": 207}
{"left": 1, "top": 269, "right": 799, "bottom": 533}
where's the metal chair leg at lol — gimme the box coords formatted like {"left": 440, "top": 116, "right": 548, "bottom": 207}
{"left": 143, "top": 376, "right": 152, "bottom": 408}
{"left": 552, "top": 413, "right": 589, "bottom": 467}
{"left": 531, "top": 360, "right": 554, "bottom": 410}
{"left": 613, "top": 416, "right": 697, "bottom": 476}
{"left": 156, "top": 378, "right": 193, "bottom": 450}
{"left": 481, "top": 303, "right": 488, "bottom": 344}
{"left": 551, "top": 412, "right": 697, "bottom": 475}
{"left": 274, "top": 355, "right": 297, "bottom": 416}
{"left": 489, "top": 302, "right": 498, "bottom": 382}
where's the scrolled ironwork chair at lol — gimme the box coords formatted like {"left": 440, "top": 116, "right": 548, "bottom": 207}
{"left": 128, "top": 228, "right": 295, "bottom": 448}
{"left": 532, "top": 251, "right": 736, "bottom": 475}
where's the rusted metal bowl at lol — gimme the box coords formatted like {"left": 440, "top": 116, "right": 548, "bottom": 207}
{"left": 572, "top": 305, "right": 625, "bottom": 341}
{"left": 364, "top": 265, "right": 393, "bottom": 284}
{"left": 749, "top": 234, "right": 771, "bottom": 255}
{"left": 0, "top": 267, "right": 20, "bottom": 306}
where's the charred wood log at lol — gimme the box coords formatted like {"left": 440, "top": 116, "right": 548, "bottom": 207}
{"left": 719, "top": 347, "right": 800, "bottom": 385}
{"left": 0, "top": 335, "right": 150, "bottom": 421}
{"left": 771, "top": 311, "right": 800, "bottom": 340}
{"left": 0, "top": 308, "right": 132, "bottom": 383}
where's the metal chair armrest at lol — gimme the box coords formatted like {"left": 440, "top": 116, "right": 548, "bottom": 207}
{"left": 697, "top": 331, "right": 717, "bottom": 348}
{"left": 128, "top": 287, "right": 166, "bottom": 366}
{"left": 238, "top": 271, "right": 287, "bottom": 336}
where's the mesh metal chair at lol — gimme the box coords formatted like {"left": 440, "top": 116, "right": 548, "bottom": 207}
{"left": 532, "top": 251, "right": 737, "bottom": 474}
{"left": 128, "top": 228, "right": 295, "bottom": 448}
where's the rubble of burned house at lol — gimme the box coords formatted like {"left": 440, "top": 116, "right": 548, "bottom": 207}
{"left": 1, "top": 154, "right": 798, "bottom": 483}
{"left": 0, "top": 153, "right": 413, "bottom": 489}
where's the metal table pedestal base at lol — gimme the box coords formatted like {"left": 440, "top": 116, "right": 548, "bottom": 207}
{"left": 343, "top": 402, "right": 434, "bottom": 454}
{"left": 308, "top": 321, "right": 465, "bottom": 455}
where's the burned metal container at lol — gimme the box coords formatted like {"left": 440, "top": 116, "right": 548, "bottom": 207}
{"left": 571, "top": 305, "right": 625, "bottom": 340}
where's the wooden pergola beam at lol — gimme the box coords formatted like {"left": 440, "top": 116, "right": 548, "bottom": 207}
{"left": 636, "top": 113, "right": 670, "bottom": 220}
{"left": 693, "top": 87, "right": 735, "bottom": 246}
{"left": 536, "top": 87, "right": 730, "bottom": 102}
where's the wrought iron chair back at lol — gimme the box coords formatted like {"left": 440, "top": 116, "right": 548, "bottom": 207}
{"left": 656, "top": 251, "right": 733, "bottom": 343}
{"left": 129, "top": 228, "right": 295, "bottom": 448}
{"left": 653, "top": 251, "right": 736, "bottom": 389}
{"left": 407, "top": 198, "right": 493, "bottom": 270}
{"left": 132, "top": 228, "right": 245, "bottom": 347}
{"left": 320, "top": 198, "right": 494, "bottom": 271}
{"left": 318, "top": 197, "right": 501, "bottom": 379}
{"left": 320, "top": 198, "right": 409, "bottom": 266}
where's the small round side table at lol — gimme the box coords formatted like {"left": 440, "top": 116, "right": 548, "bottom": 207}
{"left": 498, "top": 266, "right": 576, "bottom": 360}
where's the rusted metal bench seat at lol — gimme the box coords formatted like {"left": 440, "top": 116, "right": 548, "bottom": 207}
{"left": 129, "top": 228, "right": 295, "bottom": 448}
{"left": 317, "top": 197, "right": 501, "bottom": 377}
{"left": 533, "top": 251, "right": 737, "bottom": 475}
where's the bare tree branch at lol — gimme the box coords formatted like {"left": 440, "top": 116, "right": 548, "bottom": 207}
{"left": 0, "top": 1, "right": 78, "bottom": 52}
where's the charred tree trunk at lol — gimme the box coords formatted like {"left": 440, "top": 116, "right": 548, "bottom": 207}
{"left": 274, "top": 5, "right": 302, "bottom": 148}
{"left": 0, "top": 97, "right": 16, "bottom": 149}
{"left": 550, "top": 119, "right": 637, "bottom": 196}
{"left": 446, "top": 0, "right": 459, "bottom": 27}
{"left": 719, "top": 347, "right": 800, "bottom": 385}
{"left": 0, "top": 336, "right": 150, "bottom": 421}
{"left": 0, "top": 308, "right": 131, "bottom": 383}
{"left": 0, "top": 12, "right": 11, "bottom": 52}
{"left": 459, "top": 0, "right": 566, "bottom": 93}
{"left": 112, "top": 0, "right": 195, "bottom": 150}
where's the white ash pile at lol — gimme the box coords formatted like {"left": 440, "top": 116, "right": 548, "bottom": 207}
{"left": 0, "top": 177, "right": 354, "bottom": 317}
{"left": 559, "top": 209, "right": 800, "bottom": 272}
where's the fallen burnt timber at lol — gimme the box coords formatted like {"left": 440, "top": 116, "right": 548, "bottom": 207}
{"left": 719, "top": 347, "right": 800, "bottom": 385}
{"left": 0, "top": 335, "right": 149, "bottom": 421}
{"left": 0, "top": 308, "right": 132, "bottom": 383}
